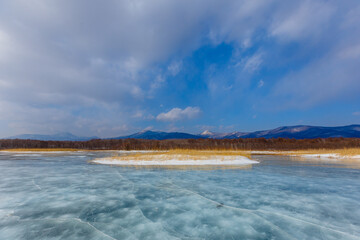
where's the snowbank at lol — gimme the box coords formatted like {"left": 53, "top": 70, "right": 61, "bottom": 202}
{"left": 92, "top": 155, "right": 258, "bottom": 166}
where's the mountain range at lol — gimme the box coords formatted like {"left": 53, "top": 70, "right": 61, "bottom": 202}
{"left": 4, "top": 124, "right": 360, "bottom": 141}
{"left": 199, "top": 125, "right": 360, "bottom": 139}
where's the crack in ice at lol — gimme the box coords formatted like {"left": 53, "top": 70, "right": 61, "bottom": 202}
{"left": 72, "top": 218, "right": 119, "bottom": 240}
{"left": 32, "top": 179, "right": 42, "bottom": 190}
{"left": 8, "top": 216, "right": 120, "bottom": 240}
{"left": 114, "top": 169, "right": 135, "bottom": 193}
{"left": 164, "top": 183, "right": 360, "bottom": 240}
{"left": 114, "top": 169, "right": 183, "bottom": 240}
{"left": 161, "top": 184, "right": 297, "bottom": 240}
{"left": 256, "top": 210, "right": 360, "bottom": 240}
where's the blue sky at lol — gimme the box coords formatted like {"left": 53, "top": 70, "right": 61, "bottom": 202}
{"left": 0, "top": 0, "right": 359, "bottom": 138}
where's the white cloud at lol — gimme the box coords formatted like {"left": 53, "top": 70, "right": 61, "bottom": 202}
{"left": 353, "top": 111, "right": 360, "bottom": 116}
{"left": 157, "top": 107, "right": 201, "bottom": 121}
{"left": 258, "top": 80, "right": 264, "bottom": 88}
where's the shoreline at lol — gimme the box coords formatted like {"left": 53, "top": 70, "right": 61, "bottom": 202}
{"left": 2, "top": 148, "right": 360, "bottom": 155}
{"left": 1, "top": 148, "right": 360, "bottom": 164}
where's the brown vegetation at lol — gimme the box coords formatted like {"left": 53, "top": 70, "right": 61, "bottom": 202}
{"left": 0, "top": 137, "right": 360, "bottom": 151}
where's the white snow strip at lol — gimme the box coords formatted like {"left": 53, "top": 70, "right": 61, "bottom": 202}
{"left": 250, "top": 151, "right": 360, "bottom": 161}
{"left": 92, "top": 156, "right": 258, "bottom": 166}
{"left": 294, "top": 154, "right": 360, "bottom": 161}
{"left": 299, "top": 153, "right": 339, "bottom": 159}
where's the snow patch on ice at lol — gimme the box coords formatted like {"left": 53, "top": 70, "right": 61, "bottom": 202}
{"left": 295, "top": 154, "right": 360, "bottom": 161}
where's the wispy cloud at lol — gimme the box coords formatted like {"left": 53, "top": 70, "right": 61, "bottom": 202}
{"left": 243, "top": 53, "right": 263, "bottom": 72}
{"left": 168, "top": 61, "right": 183, "bottom": 76}
{"left": 271, "top": 0, "right": 334, "bottom": 41}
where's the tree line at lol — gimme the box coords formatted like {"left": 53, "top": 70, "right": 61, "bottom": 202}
{"left": 1, "top": 137, "right": 360, "bottom": 150}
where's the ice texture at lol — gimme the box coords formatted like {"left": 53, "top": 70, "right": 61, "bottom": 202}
{"left": 0, "top": 152, "right": 359, "bottom": 239}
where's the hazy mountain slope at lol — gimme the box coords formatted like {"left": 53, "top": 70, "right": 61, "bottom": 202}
{"left": 6, "top": 132, "right": 98, "bottom": 141}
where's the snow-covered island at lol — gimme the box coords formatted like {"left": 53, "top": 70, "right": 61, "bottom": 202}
{"left": 91, "top": 150, "right": 259, "bottom": 167}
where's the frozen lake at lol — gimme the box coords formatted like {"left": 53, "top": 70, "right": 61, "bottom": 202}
{"left": 0, "top": 151, "right": 359, "bottom": 240}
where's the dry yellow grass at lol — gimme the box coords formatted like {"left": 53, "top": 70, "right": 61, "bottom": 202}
{"left": 161, "top": 149, "right": 250, "bottom": 157}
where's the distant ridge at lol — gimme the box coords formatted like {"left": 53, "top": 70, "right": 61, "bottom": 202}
{"left": 113, "top": 124, "right": 360, "bottom": 140}
{"left": 4, "top": 125, "right": 360, "bottom": 141}
{"left": 216, "top": 125, "right": 360, "bottom": 139}
{"left": 5, "top": 132, "right": 98, "bottom": 141}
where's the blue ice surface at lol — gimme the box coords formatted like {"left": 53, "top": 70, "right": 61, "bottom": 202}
{"left": 0, "top": 152, "right": 359, "bottom": 240}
